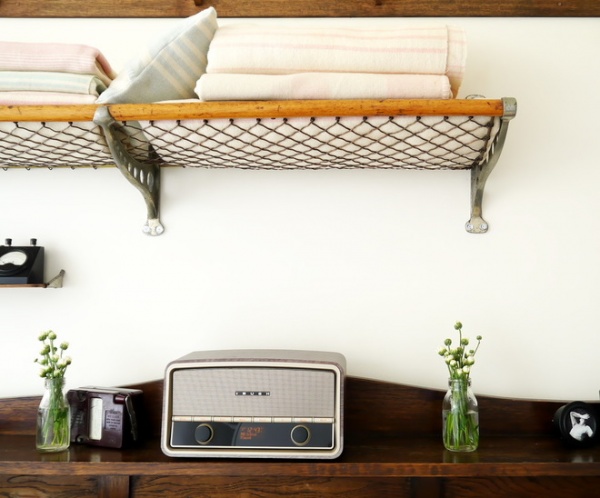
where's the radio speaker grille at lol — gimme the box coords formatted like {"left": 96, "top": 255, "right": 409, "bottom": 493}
{"left": 172, "top": 367, "right": 335, "bottom": 417}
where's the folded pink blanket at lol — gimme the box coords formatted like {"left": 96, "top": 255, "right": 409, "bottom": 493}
{"left": 196, "top": 73, "right": 452, "bottom": 101}
{"left": 0, "top": 41, "right": 116, "bottom": 86}
{"left": 0, "top": 91, "right": 98, "bottom": 105}
{"left": 206, "top": 23, "right": 466, "bottom": 96}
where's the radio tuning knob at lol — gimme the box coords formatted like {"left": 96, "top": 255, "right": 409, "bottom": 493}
{"left": 291, "top": 425, "right": 311, "bottom": 446}
{"left": 194, "top": 423, "right": 214, "bottom": 445}
{"left": 4, "top": 239, "right": 11, "bottom": 247}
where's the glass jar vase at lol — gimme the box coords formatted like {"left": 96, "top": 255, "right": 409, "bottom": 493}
{"left": 442, "top": 377, "right": 479, "bottom": 452}
{"left": 36, "top": 377, "right": 70, "bottom": 453}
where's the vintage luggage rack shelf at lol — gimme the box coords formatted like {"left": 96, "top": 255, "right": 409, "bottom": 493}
{"left": 0, "top": 97, "right": 517, "bottom": 235}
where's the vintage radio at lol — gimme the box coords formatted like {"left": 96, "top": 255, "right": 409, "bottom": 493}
{"left": 161, "top": 349, "right": 346, "bottom": 459}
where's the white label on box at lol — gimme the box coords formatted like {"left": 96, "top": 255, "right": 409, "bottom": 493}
{"left": 90, "top": 397, "right": 103, "bottom": 440}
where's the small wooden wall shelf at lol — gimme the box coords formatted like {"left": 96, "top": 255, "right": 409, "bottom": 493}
{"left": 1, "top": 377, "right": 599, "bottom": 497}
{"left": 0, "top": 270, "right": 65, "bottom": 288}
{"left": 0, "top": 270, "right": 65, "bottom": 289}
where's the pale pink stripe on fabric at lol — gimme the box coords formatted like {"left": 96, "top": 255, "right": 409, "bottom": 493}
{"left": 207, "top": 24, "right": 452, "bottom": 76}
{"left": 0, "top": 91, "right": 98, "bottom": 105}
{"left": 0, "top": 42, "right": 116, "bottom": 85}
{"left": 447, "top": 26, "right": 467, "bottom": 95}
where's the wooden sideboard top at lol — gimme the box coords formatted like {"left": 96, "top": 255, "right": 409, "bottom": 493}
{"left": 1, "top": 432, "right": 599, "bottom": 478}
{"left": 1, "top": 376, "right": 599, "bottom": 479}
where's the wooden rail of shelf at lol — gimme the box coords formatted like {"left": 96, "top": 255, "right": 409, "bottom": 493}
{"left": 0, "top": 99, "right": 506, "bottom": 123}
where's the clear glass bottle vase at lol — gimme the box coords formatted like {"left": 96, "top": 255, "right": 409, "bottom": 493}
{"left": 36, "top": 377, "right": 71, "bottom": 453}
{"left": 442, "top": 377, "right": 479, "bottom": 452}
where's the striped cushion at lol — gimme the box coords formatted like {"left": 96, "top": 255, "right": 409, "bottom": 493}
{"left": 98, "top": 7, "right": 218, "bottom": 103}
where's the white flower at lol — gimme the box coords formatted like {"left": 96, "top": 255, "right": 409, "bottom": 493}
{"left": 34, "top": 330, "right": 72, "bottom": 379}
{"left": 438, "top": 321, "right": 482, "bottom": 380}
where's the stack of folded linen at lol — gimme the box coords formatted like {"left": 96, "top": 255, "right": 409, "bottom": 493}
{"left": 196, "top": 23, "right": 467, "bottom": 101}
{"left": 0, "top": 41, "right": 116, "bottom": 105}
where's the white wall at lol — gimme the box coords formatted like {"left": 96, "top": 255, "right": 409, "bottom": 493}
{"left": 1, "top": 15, "right": 599, "bottom": 402}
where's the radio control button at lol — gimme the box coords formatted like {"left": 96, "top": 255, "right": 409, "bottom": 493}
{"left": 194, "top": 423, "right": 214, "bottom": 445}
{"left": 213, "top": 416, "right": 233, "bottom": 422}
{"left": 291, "top": 425, "right": 311, "bottom": 446}
{"left": 192, "top": 416, "right": 212, "bottom": 422}
{"left": 273, "top": 417, "right": 293, "bottom": 423}
{"left": 313, "top": 417, "right": 334, "bottom": 424}
{"left": 252, "top": 417, "right": 272, "bottom": 423}
{"left": 292, "top": 417, "right": 313, "bottom": 423}
{"left": 173, "top": 416, "right": 194, "bottom": 422}
{"left": 233, "top": 417, "right": 253, "bottom": 423}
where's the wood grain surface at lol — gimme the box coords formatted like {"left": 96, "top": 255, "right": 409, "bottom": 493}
{"left": 0, "top": 0, "right": 597, "bottom": 18}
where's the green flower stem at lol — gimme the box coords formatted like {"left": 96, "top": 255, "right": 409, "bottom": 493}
{"left": 37, "top": 378, "right": 70, "bottom": 452}
{"left": 35, "top": 331, "right": 72, "bottom": 452}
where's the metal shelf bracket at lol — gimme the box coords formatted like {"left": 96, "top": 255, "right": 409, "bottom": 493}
{"left": 466, "top": 97, "right": 517, "bottom": 234}
{"left": 93, "top": 106, "right": 164, "bottom": 236}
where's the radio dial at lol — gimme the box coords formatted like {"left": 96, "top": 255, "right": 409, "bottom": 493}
{"left": 194, "top": 423, "right": 214, "bottom": 445}
{"left": 291, "top": 425, "right": 311, "bottom": 446}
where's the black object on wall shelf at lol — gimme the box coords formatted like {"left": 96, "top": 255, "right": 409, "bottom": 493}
{"left": 0, "top": 238, "right": 64, "bottom": 288}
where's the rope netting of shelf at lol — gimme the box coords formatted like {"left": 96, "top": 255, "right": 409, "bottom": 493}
{"left": 0, "top": 114, "right": 499, "bottom": 171}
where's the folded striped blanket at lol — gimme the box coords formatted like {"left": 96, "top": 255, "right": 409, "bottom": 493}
{"left": 0, "top": 71, "right": 107, "bottom": 96}
{"left": 0, "top": 41, "right": 116, "bottom": 86}
{"left": 206, "top": 23, "right": 467, "bottom": 96}
{"left": 196, "top": 73, "right": 452, "bottom": 101}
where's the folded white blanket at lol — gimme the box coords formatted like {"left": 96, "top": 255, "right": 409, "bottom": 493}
{"left": 196, "top": 73, "right": 452, "bottom": 101}
{"left": 0, "top": 41, "right": 116, "bottom": 86}
{"left": 0, "top": 71, "right": 107, "bottom": 96}
{"left": 206, "top": 23, "right": 466, "bottom": 96}
{"left": 0, "top": 91, "right": 98, "bottom": 105}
